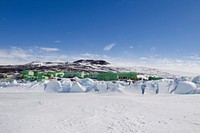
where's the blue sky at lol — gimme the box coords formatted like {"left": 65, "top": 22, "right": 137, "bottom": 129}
{"left": 0, "top": 0, "right": 200, "bottom": 73}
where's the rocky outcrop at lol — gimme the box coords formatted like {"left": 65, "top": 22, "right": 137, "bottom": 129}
{"left": 73, "top": 60, "right": 110, "bottom": 65}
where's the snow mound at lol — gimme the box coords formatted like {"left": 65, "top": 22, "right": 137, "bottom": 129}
{"left": 107, "top": 82, "right": 124, "bottom": 93}
{"left": 0, "top": 81, "right": 44, "bottom": 92}
{"left": 192, "top": 76, "right": 200, "bottom": 84}
{"left": 80, "top": 78, "right": 95, "bottom": 92}
{"left": 70, "top": 82, "right": 86, "bottom": 93}
{"left": 80, "top": 78, "right": 94, "bottom": 86}
{"left": 28, "top": 82, "right": 46, "bottom": 92}
{"left": 175, "top": 81, "right": 197, "bottom": 94}
{"left": 0, "top": 80, "right": 20, "bottom": 88}
{"left": 60, "top": 79, "right": 72, "bottom": 92}
{"left": 44, "top": 80, "right": 61, "bottom": 93}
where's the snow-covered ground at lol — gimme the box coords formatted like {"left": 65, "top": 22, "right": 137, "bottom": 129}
{"left": 0, "top": 93, "right": 200, "bottom": 133}
{"left": 0, "top": 78, "right": 200, "bottom": 133}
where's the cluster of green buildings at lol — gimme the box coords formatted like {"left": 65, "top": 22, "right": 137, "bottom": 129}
{"left": 1, "top": 70, "right": 163, "bottom": 82}
{"left": 20, "top": 71, "right": 65, "bottom": 82}
{"left": 20, "top": 70, "right": 139, "bottom": 82}
{"left": 84, "top": 72, "right": 138, "bottom": 81}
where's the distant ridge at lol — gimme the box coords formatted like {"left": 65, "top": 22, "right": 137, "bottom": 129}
{"left": 0, "top": 59, "right": 176, "bottom": 78}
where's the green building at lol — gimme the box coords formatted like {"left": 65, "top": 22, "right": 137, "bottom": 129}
{"left": 55, "top": 72, "right": 65, "bottom": 77}
{"left": 148, "top": 76, "right": 163, "bottom": 80}
{"left": 37, "top": 76, "right": 49, "bottom": 82}
{"left": 34, "top": 72, "right": 46, "bottom": 77}
{"left": 21, "top": 70, "right": 34, "bottom": 77}
{"left": 20, "top": 70, "right": 35, "bottom": 80}
{"left": 46, "top": 72, "right": 56, "bottom": 78}
{"left": 84, "top": 73, "right": 98, "bottom": 79}
{"left": 64, "top": 71, "right": 85, "bottom": 78}
{"left": 85, "top": 72, "right": 138, "bottom": 81}
{"left": 96, "top": 72, "right": 119, "bottom": 81}
{"left": 117, "top": 72, "right": 137, "bottom": 80}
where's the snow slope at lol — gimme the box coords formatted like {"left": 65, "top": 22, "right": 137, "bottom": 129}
{"left": 0, "top": 93, "right": 199, "bottom": 133}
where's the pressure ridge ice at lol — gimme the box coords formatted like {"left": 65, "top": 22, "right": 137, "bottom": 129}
{"left": 0, "top": 78, "right": 200, "bottom": 94}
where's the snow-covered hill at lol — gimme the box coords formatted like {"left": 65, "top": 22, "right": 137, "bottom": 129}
{"left": 0, "top": 60, "right": 177, "bottom": 78}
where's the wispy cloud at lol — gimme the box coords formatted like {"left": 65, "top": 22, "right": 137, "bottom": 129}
{"left": 0, "top": 47, "right": 64, "bottom": 65}
{"left": 54, "top": 40, "right": 61, "bottom": 43}
{"left": 129, "top": 46, "right": 134, "bottom": 49}
{"left": 0, "top": 47, "right": 33, "bottom": 64}
{"left": 185, "top": 55, "right": 200, "bottom": 60}
{"left": 136, "top": 56, "right": 200, "bottom": 74}
{"left": 0, "top": 47, "right": 112, "bottom": 65}
{"left": 81, "top": 53, "right": 99, "bottom": 59}
{"left": 150, "top": 46, "right": 156, "bottom": 52}
{"left": 140, "top": 57, "right": 147, "bottom": 60}
{"left": 103, "top": 43, "right": 116, "bottom": 51}
{"left": 39, "top": 47, "right": 60, "bottom": 52}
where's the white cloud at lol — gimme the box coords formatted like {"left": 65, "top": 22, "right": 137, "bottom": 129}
{"left": 185, "top": 55, "right": 200, "bottom": 60}
{"left": 103, "top": 43, "right": 116, "bottom": 51}
{"left": 175, "top": 59, "right": 183, "bottom": 63}
{"left": 139, "top": 57, "right": 200, "bottom": 74}
{"left": 0, "top": 47, "right": 112, "bottom": 65}
{"left": 0, "top": 47, "right": 65, "bottom": 65}
{"left": 109, "top": 55, "right": 200, "bottom": 75}
{"left": 82, "top": 53, "right": 92, "bottom": 57}
{"left": 54, "top": 40, "right": 61, "bottom": 43}
{"left": 129, "top": 46, "right": 134, "bottom": 49}
{"left": 39, "top": 47, "right": 60, "bottom": 52}
{"left": 140, "top": 57, "right": 147, "bottom": 60}
{"left": 0, "top": 47, "right": 33, "bottom": 65}
{"left": 81, "top": 53, "right": 99, "bottom": 59}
